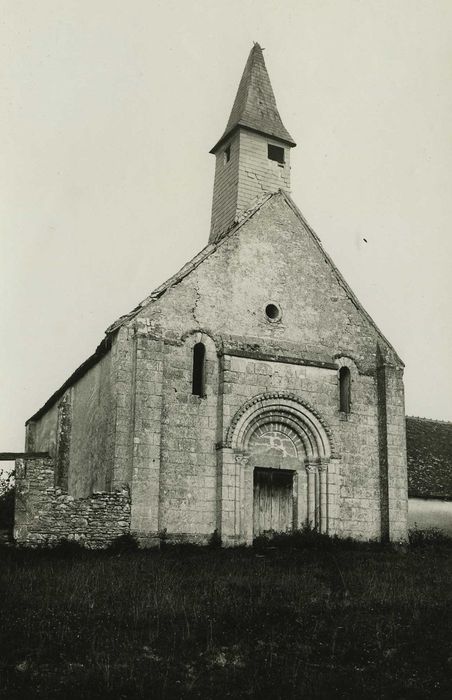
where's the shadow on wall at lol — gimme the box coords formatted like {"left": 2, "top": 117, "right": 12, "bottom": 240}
{"left": 408, "top": 498, "right": 452, "bottom": 535}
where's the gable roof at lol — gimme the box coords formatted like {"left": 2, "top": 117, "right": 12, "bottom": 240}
{"left": 26, "top": 335, "right": 113, "bottom": 424}
{"left": 281, "top": 194, "right": 404, "bottom": 368}
{"left": 105, "top": 190, "right": 403, "bottom": 367}
{"left": 210, "top": 43, "right": 296, "bottom": 154}
{"left": 26, "top": 192, "right": 274, "bottom": 424}
{"left": 406, "top": 416, "right": 452, "bottom": 499}
{"left": 27, "top": 189, "right": 404, "bottom": 424}
{"left": 106, "top": 191, "right": 273, "bottom": 333}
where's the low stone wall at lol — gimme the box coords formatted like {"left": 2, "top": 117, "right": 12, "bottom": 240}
{"left": 14, "top": 457, "right": 130, "bottom": 548}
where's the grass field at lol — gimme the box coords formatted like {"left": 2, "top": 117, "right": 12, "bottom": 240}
{"left": 1, "top": 534, "right": 452, "bottom": 699}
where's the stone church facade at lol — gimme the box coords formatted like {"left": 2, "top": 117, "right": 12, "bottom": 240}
{"left": 14, "top": 44, "right": 408, "bottom": 547}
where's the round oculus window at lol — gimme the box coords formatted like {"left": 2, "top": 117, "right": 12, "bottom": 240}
{"left": 265, "top": 303, "right": 281, "bottom": 322}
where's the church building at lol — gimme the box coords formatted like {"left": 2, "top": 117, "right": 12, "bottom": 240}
{"left": 14, "top": 44, "right": 408, "bottom": 547}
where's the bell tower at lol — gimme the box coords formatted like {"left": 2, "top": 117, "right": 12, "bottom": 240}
{"left": 209, "top": 43, "right": 296, "bottom": 243}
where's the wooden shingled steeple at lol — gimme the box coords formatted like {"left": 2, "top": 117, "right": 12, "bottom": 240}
{"left": 209, "top": 43, "right": 296, "bottom": 242}
{"left": 210, "top": 43, "right": 296, "bottom": 154}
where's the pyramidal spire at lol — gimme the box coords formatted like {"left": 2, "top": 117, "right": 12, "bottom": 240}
{"left": 210, "top": 42, "right": 295, "bottom": 155}
{"left": 209, "top": 43, "right": 296, "bottom": 243}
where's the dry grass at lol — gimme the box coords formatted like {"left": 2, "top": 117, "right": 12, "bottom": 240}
{"left": 1, "top": 535, "right": 452, "bottom": 699}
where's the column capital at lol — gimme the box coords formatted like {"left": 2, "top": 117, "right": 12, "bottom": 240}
{"left": 305, "top": 465, "right": 317, "bottom": 475}
{"left": 234, "top": 453, "right": 250, "bottom": 466}
{"left": 305, "top": 460, "right": 318, "bottom": 474}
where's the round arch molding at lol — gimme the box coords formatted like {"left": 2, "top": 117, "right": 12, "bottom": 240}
{"left": 226, "top": 391, "right": 336, "bottom": 459}
{"left": 218, "top": 392, "right": 339, "bottom": 545}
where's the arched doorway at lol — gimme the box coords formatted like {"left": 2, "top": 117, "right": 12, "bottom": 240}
{"left": 248, "top": 419, "right": 302, "bottom": 537}
{"left": 219, "top": 393, "right": 335, "bottom": 544}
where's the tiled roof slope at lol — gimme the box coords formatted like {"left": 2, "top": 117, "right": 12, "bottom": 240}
{"left": 210, "top": 43, "right": 296, "bottom": 153}
{"left": 406, "top": 417, "right": 452, "bottom": 499}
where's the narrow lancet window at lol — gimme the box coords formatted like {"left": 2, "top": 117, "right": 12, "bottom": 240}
{"left": 192, "top": 343, "right": 206, "bottom": 397}
{"left": 339, "top": 367, "right": 351, "bottom": 413}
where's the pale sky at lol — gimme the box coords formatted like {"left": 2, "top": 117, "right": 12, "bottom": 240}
{"left": 1, "top": 0, "right": 451, "bottom": 454}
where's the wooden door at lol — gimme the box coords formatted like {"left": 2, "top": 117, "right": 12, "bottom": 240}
{"left": 253, "top": 468, "right": 293, "bottom": 537}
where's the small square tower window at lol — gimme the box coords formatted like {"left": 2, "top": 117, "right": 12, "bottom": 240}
{"left": 267, "top": 144, "right": 285, "bottom": 164}
{"left": 224, "top": 145, "right": 231, "bottom": 164}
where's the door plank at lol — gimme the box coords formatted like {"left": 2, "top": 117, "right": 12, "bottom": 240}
{"left": 253, "top": 468, "right": 294, "bottom": 537}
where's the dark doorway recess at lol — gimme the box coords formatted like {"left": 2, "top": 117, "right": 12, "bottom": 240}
{"left": 253, "top": 467, "right": 293, "bottom": 537}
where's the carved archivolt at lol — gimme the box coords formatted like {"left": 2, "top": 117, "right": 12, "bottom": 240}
{"left": 226, "top": 391, "right": 337, "bottom": 459}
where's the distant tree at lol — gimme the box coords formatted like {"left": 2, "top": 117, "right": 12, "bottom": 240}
{"left": 0, "top": 467, "right": 15, "bottom": 530}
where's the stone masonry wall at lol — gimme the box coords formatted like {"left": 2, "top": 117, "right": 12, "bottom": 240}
{"left": 136, "top": 194, "right": 400, "bottom": 374}
{"left": 129, "top": 333, "right": 165, "bottom": 543}
{"left": 377, "top": 355, "right": 408, "bottom": 541}
{"left": 114, "top": 325, "right": 386, "bottom": 542}
{"left": 55, "top": 389, "right": 72, "bottom": 490}
{"left": 31, "top": 402, "right": 59, "bottom": 457}
{"left": 129, "top": 193, "right": 407, "bottom": 542}
{"left": 22, "top": 192, "right": 407, "bottom": 545}
{"left": 14, "top": 457, "right": 130, "bottom": 548}
{"left": 69, "top": 350, "right": 115, "bottom": 497}
{"left": 27, "top": 346, "right": 117, "bottom": 500}
{"left": 158, "top": 332, "right": 219, "bottom": 540}
{"left": 106, "top": 321, "right": 220, "bottom": 544}
{"left": 221, "top": 354, "right": 383, "bottom": 540}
